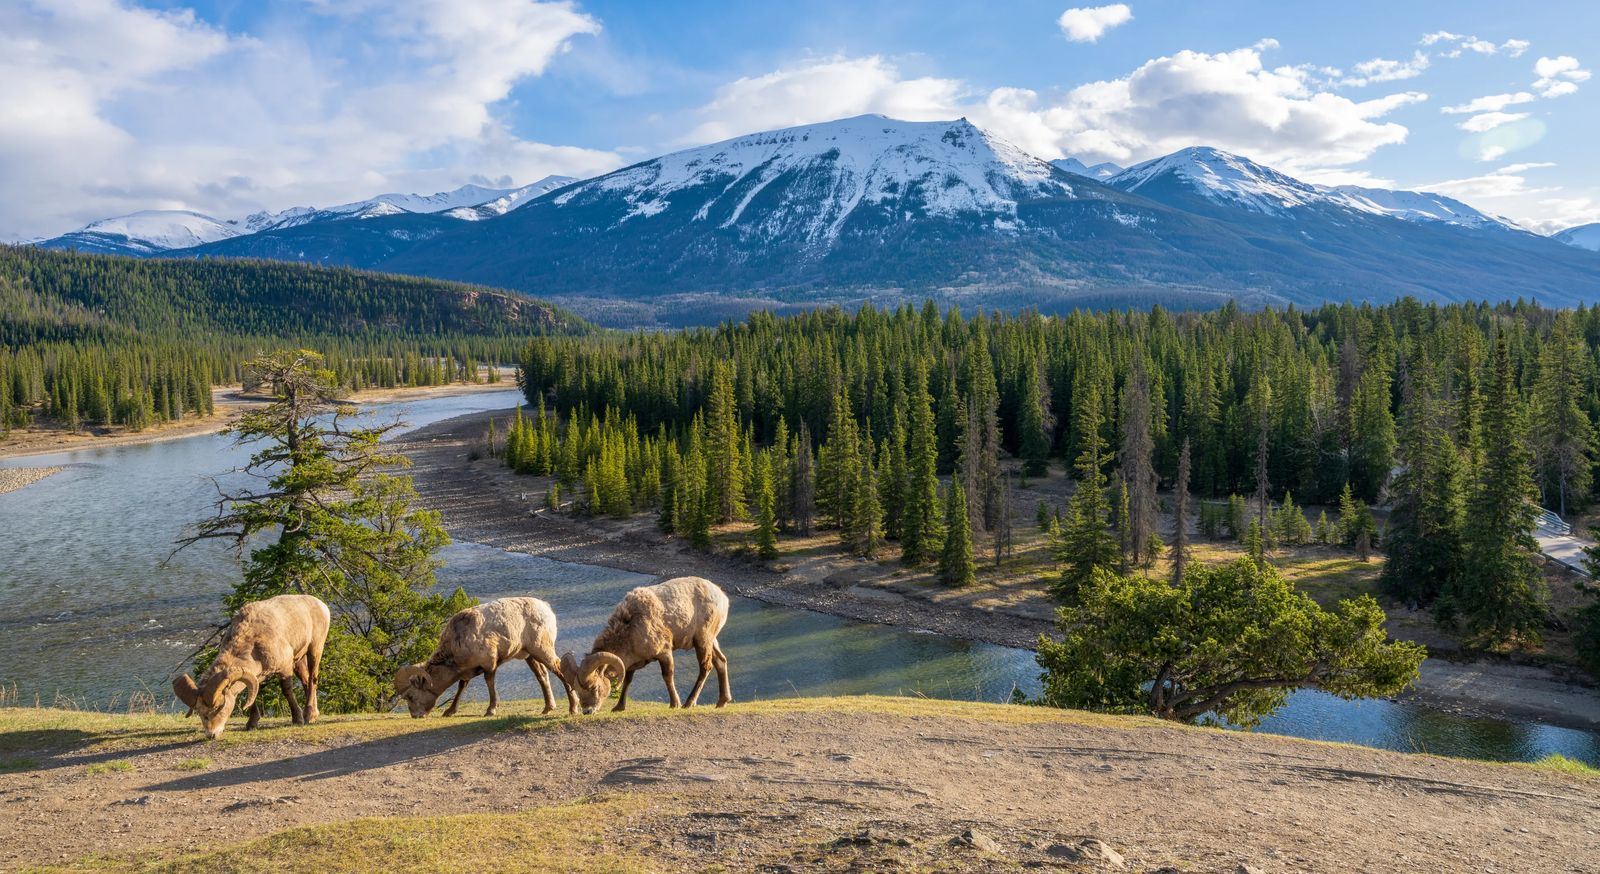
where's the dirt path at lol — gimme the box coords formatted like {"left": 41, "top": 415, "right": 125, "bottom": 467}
{"left": 1, "top": 701, "right": 1594, "bottom": 872}
{"left": 396, "top": 407, "right": 1600, "bottom": 734}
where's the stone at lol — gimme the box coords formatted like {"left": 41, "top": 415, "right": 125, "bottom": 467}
{"left": 952, "top": 827, "right": 1003, "bottom": 853}
{"left": 1045, "top": 838, "right": 1126, "bottom": 869}
{"left": 1236, "top": 865, "right": 1266, "bottom": 874}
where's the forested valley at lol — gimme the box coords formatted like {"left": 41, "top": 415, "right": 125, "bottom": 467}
{"left": 503, "top": 298, "right": 1600, "bottom": 687}
{"left": 0, "top": 246, "right": 583, "bottom": 434}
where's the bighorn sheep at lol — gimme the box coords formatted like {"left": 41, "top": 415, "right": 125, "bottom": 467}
{"left": 562, "top": 576, "right": 731, "bottom": 714}
{"left": 392, "top": 597, "right": 574, "bottom": 718}
{"left": 172, "top": 594, "right": 330, "bottom": 739}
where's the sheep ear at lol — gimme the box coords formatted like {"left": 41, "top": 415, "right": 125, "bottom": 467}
{"left": 410, "top": 673, "right": 428, "bottom": 689}
{"left": 172, "top": 675, "right": 200, "bottom": 712}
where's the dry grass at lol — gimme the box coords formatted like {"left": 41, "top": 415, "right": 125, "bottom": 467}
{"left": 81, "top": 760, "right": 133, "bottom": 776}
{"left": 23, "top": 795, "right": 655, "bottom": 873}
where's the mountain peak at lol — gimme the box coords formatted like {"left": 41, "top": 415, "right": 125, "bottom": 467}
{"left": 1111, "top": 147, "right": 1323, "bottom": 213}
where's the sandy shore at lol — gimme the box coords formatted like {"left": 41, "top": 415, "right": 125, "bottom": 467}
{"left": 0, "top": 465, "right": 65, "bottom": 495}
{"left": 0, "top": 379, "right": 517, "bottom": 461}
{"left": 396, "top": 406, "right": 1600, "bottom": 735}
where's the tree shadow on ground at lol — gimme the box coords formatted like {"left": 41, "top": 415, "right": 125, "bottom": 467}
{"left": 142, "top": 713, "right": 557, "bottom": 792}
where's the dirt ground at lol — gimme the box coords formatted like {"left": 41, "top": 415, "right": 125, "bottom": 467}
{"left": 397, "top": 407, "right": 1600, "bottom": 733}
{"left": 2, "top": 699, "right": 1595, "bottom": 873}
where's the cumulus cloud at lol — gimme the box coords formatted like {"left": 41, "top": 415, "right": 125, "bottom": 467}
{"left": 0, "top": 0, "right": 621, "bottom": 240}
{"left": 680, "top": 56, "right": 965, "bottom": 145}
{"left": 968, "top": 45, "right": 1427, "bottom": 169}
{"left": 1531, "top": 197, "right": 1600, "bottom": 235}
{"left": 1057, "top": 4, "right": 1133, "bottom": 43}
{"left": 1533, "top": 55, "right": 1590, "bottom": 97}
{"left": 1457, "top": 111, "right": 1530, "bottom": 133}
{"left": 1441, "top": 92, "right": 1536, "bottom": 114}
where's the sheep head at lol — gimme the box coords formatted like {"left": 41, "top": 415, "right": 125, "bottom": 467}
{"left": 561, "top": 651, "right": 626, "bottom": 714}
{"left": 176, "top": 667, "right": 257, "bottom": 739}
{"left": 392, "top": 664, "right": 449, "bottom": 718}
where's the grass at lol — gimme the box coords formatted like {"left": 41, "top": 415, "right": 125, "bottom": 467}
{"left": 1521, "top": 753, "right": 1600, "bottom": 778}
{"left": 24, "top": 794, "right": 656, "bottom": 873}
{"left": 172, "top": 757, "right": 210, "bottom": 771}
{"left": 82, "top": 759, "right": 133, "bottom": 776}
{"left": 0, "top": 756, "right": 38, "bottom": 773}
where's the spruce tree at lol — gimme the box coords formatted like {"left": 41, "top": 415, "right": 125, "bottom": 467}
{"left": 1441, "top": 337, "right": 1547, "bottom": 645}
{"left": 1120, "top": 359, "right": 1158, "bottom": 565}
{"left": 1530, "top": 317, "right": 1596, "bottom": 517}
{"left": 1053, "top": 384, "right": 1118, "bottom": 603}
{"left": 793, "top": 422, "right": 816, "bottom": 536}
{"left": 939, "top": 482, "right": 977, "bottom": 586}
{"left": 1019, "top": 350, "right": 1054, "bottom": 476}
{"left": 754, "top": 455, "right": 779, "bottom": 560}
{"left": 901, "top": 361, "right": 944, "bottom": 564}
{"left": 705, "top": 361, "right": 745, "bottom": 522}
{"left": 850, "top": 430, "right": 884, "bottom": 558}
{"left": 1171, "top": 438, "right": 1192, "bottom": 585}
{"left": 1381, "top": 375, "right": 1465, "bottom": 606}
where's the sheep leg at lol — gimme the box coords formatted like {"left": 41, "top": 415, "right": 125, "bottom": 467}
{"left": 441, "top": 678, "right": 469, "bottom": 717}
{"left": 613, "top": 667, "right": 637, "bottom": 712}
{"left": 294, "top": 658, "right": 314, "bottom": 724}
{"left": 245, "top": 702, "right": 262, "bottom": 731}
{"left": 684, "top": 643, "right": 714, "bottom": 708}
{"left": 529, "top": 658, "right": 556, "bottom": 715}
{"left": 279, "top": 676, "right": 305, "bottom": 725}
{"left": 483, "top": 668, "right": 500, "bottom": 717}
{"left": 304, "top": 640, "right": 323, "bottom": 724}
{"left": 713, "top": 641, "right": 731, "bottom": 708}
{"left": 658, "top": 652, "right": 681, "bottom": 709}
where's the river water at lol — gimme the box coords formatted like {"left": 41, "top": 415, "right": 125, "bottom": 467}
{"left": 1, "top": 389, "right": 1596, "bottom": 767}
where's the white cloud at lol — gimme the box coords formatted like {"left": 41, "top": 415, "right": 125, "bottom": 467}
{"left": 0, "top": 0, "right": 622, "bottom": 240}
{"left": 1533, "top": 55, "right": 1591, "bottom": 97}
{"left": 1338, "top": 51, "right": 1430, "bottom": 87}
{"left": 1424, "top": 162, "right": 1555, "bottom": 200}
{"left": 1441, "top": 92, "right": 1536, "bottom": 114}
{"left": 1057, "top": 4, "right": 1133, "bottom": 43}
{"left": 969, "top": 45, "right": 1427, "bottom": 169}
{"left": 680, "top": 56, "right": 965, "bottom": 145}
{"left": 1457, "top": 111, "right": 1530, "bottom": 133}
{"left": 1531, "top": 197, "right": 1600, "bottom": 235}
{"left": 1421, "top": 31, "right": 1530, "bottom": 59}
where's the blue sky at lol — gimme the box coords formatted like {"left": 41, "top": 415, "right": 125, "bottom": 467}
{"left": 4, "top": 0, "right": 1598, "bottom": 239}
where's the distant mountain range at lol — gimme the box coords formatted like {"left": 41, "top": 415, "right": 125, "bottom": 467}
{"left": 32, "top": 115, "right": 1600, "bottom": 324}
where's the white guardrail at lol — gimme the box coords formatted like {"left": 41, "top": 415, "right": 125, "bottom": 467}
{"left": 1536, "top": 509, "right": 1573, "bottom": 536}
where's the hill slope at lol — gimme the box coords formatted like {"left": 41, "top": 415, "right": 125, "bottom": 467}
{"left": 0, "top": 245, "right": 583, "bottom": 348}
{"left": 2, "top": 698, "right": 1594, "bottom": 873}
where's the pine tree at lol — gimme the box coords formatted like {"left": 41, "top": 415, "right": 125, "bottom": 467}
{"left": 705, "top": 361, "right": 745, "bottom": 522}
{"left": 793, "top": 422, "right": 816, "bottom": 536}
{"left": 849, "top": 429, "right": 884, "bottom": 558}
{"left": 1441, "top": 337, "right": 1547, "bottom": 645}
{"left": 939, "top": 482, "right": 977, "bottom": 586}
{"left": 754, "top": 455, "right": 779, "bottom": 560}
{"left": 1019, "top": 350, "right": 1054, "bottom": 476}
{"left": 1115, "top": 477, "right": 1133, "bottom": 571}
{"left": 901, "top": 361, "right": 944, "bottom": 564}
{"left": 1350, "top": 365, "right": 1397, "bottom": 503}
{"left": 1171, "top": 438, "right": 1193, "bottom": 585}
{"left": 1120, "top": 359, "right": 1158, "bottom": 566}
{"left": 1381, "top": 375, "right": 1465, "bottom": 606}
{"left": 1530, "top": 317, "right": 1596, "bottom": 517}
{"left": 1053, "top": 384, "right": 1117, "bottom": 602}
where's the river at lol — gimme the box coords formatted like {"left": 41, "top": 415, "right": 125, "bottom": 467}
{"left": 1, "top": 388, "right": 1597, "bottom": 767}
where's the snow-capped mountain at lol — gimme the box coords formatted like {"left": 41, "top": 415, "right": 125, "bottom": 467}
{"left": 1554, "top": 223, "right": 1600, "bottom": 251}
{"left": 36, "top": 210, "right": 241, "bottom": 257}
{"left": 444, "top": 176, "right": 577, "bottom": 220}
{"left": 544, "top": 114, "right": 1080, "bottom": 245}
{"left": 1107, "top": 146, "right": 1521, "bottom": 231}
{"left": 1051, "top": 157, "right": 1123, "bottom": 181}
{"left": 246, "top": 183, "right": 518, "bottom": 232}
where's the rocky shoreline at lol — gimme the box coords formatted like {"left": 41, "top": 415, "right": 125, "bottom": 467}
{"left": 395, "top": 405, "right": 1600, "bottom": 735}
{"left": 0, "top": 465, "right": 64, "bottom": 496}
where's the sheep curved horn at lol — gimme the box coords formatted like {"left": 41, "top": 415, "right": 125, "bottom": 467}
{"left": 588, "top": 652, "right": 627, "bottom": 682}
{"left": 237, "top": 671, "right": 262, "bottom": 713}
{"left": 559, "top": 652, "right": 581, "bottom": 684}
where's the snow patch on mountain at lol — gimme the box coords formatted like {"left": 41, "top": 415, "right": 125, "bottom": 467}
{"left": 555, "top": 114, "right": 1077, "bottom": 245}
{"left": 68, "top": 210, "right": 241, "bottom": 253}
{"left": 1112, "top": 147, "right": 1327, "bottom": 214}
{"left": 1554, "top": 223, "right": 1600, "bottom": 251}
{"left": 1331, "top": 186, "right": 1522, "bottom": 231}
{"left": 445, "top": 176, "right": 577, "bottom": 220}
{"left": 1052, "top": 157, "right": 1123, "bottom": 180}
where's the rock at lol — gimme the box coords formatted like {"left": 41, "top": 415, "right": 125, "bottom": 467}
{"left": 836, "top": 826, "right": 910, "bottom": 847}
{"left": 952, "top": 827, "right": 1003, "bottom": 853}
{"left": 1236, "top": 865, "right": 1266, "bottom": 874}
{"left": 1046, "top": 838, "right": 1126, "bottom": 868}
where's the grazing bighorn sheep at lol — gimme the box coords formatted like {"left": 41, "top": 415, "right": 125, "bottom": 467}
{"left": 172, "top": 594, "right": 330, "bottom": 740}
{"left": 562, "top": 576, "right": 731, "bottom": 714}
{"left": 392, "top": 597, "right": 574, "bottom": 718}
